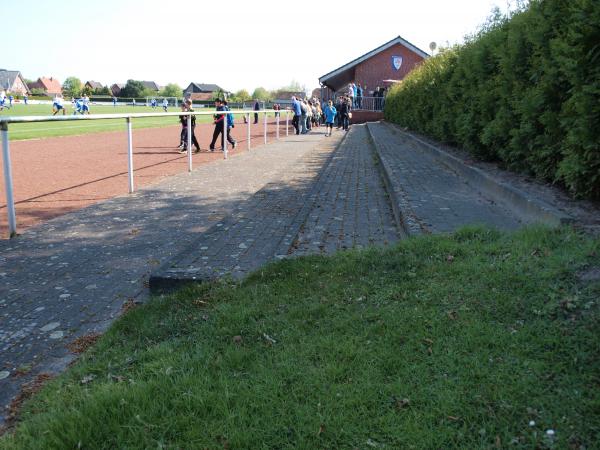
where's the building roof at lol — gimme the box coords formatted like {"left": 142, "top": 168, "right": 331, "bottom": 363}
{"left": 111, "top": 83, "right": 125, "bottom": 88}
{"left": 186, "top": 82, "right": 224, "bottom": 93}
{"left": 0, "top": 70, "right": 22, "bottom": 91}
{"left": 140, "top": 81, "right": 160, "bottom": 91}
{"left": 34, "top": 76, "right": 62, "bottom": 94}
{"left": 318, "top": 35, "right": 429, "bottom": 89}
{"left": 86, "top": 80, "right": 104, "bottom": 89}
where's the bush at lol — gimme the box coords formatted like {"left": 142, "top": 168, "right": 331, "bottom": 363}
{"left": 384, "top": 0, "right": 600, "bottom": 199}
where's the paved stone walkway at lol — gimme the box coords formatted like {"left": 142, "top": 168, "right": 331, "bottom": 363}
{"left": 150, "top": 125, "right": 400, "bottom": 288}
{"left": 292, "top": 124, "right": 400, "bottom": 256}
{"left": 367, "top": 122, "right": 522, "bottom": 234}
{"left": 0, "top": 132, "right": 342, "bottom": 424}
{"left": 0, "top": 121, "right": 548, "bottom": 426}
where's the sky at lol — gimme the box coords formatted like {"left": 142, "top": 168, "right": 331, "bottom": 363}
{"left": 4, "top": 0, "right": 520, "bottom": 94}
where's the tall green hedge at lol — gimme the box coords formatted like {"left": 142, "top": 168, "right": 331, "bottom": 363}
{"left": 384, "top": 0, "right": 600, "bottom": 199}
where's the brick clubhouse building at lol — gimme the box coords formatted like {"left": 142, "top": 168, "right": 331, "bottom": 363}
{"left": 318, "top": 35, "right": 428, "bottom": 121}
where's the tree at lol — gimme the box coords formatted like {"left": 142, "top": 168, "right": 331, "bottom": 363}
{"left": 94, "top": 86, "right": 111, "bottom": 96}
{"left": 231, "top": 89, "right": 251, "bottom": 102}
{"left": 251, "top": 87, "right": 272, "bottom": 101}
{"left": 62, "top": 77, "right": 83, "bottom": 98}
{"left": 159, "top": 83, "right": 182, "bottom": 97}
{"left": 119, "top": 80, "right": 149, "bottom": 99}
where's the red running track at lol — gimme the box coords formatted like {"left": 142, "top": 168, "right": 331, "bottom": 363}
{"left": 0, "top": 119, "right": 292, "bottom": 238}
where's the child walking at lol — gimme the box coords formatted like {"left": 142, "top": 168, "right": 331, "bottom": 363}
{"left": 323, "top": 100, "right": 337, "bottom": 137}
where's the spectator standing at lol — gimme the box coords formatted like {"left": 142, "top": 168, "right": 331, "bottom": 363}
{"left": 339, "top": 96, "right": 352, "bottom": 131}
{"left": 112, "top": 96, "right": 117, "bottom": 107}
{"left": 253, "top": 99, "right": 260, "bottom": 124}
{"left": 323, "top": 100, "right": 337, "bottom": 137}
{"left": 291, "top": 96, "right": 302, "bottom": 135}
{"left": 23, "top": 92, "right": 28, "bottom": 105}
{"left": 347, "top": 83, "right": 355, "bottom": 109}
{"left": 356, "top": 84, "right": 363, "bottom": 109}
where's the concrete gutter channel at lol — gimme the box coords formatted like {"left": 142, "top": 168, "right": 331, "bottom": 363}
{"left": 148, "top": 131, "right": 353, "bottom": 295}
{"left": 365, "top": 121, "right": 572, "bottom": 236}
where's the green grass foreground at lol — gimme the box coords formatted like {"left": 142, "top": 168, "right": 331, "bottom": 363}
{"left": 0, "top": 104, "right": 241, "bottom": 140}
{"left": 2, "top": 226, "right": 599, "bottom": 449}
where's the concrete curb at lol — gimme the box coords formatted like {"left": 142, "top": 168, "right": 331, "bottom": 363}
{"left": 365, "top": 122, "right": 422, "bottom": 237}
{"left": 382, "top": 122, "right": 572, "bottom": 227}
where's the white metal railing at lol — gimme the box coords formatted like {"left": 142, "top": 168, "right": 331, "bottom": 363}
{"left": 331, "top": 95, "right": 385, "bottom": 112}
{"left": 0, "top": 109, "right": 290, "bottom": 238}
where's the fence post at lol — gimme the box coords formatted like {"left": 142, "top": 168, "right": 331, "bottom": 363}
{"left": 247, "top": 113, "right": 251, "bottom": 150}
{"left": 187, "top": 114, "right": 192, "bottom": 172}
{"left": 222, "top": 111, "right": 228, "bottom": 159}
{"left": 263, "top": 111, "right": 267, "bottom": 145}
{"left": 286, "top": 111, "right": 289, "bottom": 137}
{"left": 126, "top": 117, "right": 134, "bottom": 193}
{"left": 1, "top": 123, "right": 17, "bottom": 237}
{"left": 276, "top": 111, "right": 280, "bottom": 140}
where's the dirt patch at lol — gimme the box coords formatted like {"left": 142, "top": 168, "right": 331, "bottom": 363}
{"left": 67, "top": 333, "right": 102, "bottom": 354}
{"left": 1, "top": 373, "right": 54, "bottom": 435}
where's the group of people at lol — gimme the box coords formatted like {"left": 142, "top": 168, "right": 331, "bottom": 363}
{"left": 177, "top": 98, "right": 236, "bottom": 154}
{"left": 0, "top": 91, "right": 16, "bottom": 110}
{"left": 290, "top": 95, "right": 353, "bottom": 136}
{"left": 150, "top": 98, "right": 169, "bottom": 112}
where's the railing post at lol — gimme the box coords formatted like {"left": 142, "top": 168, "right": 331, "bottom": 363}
{"left": 222, "top": 111, "right": 227, "bottom": 159}
{"left": 276, "top": 111, "right": 279, "bottom": 140}
{"left": 263, "top": 111, "right": 267, "bottom": 145}
{"left": 247, "top": 113, "right": 251, "bottom": 150}
{"left": 126, "top": 118, "right": 134, "bottom": 193}
{"left": 187, "top": 114, "right": 192, "bottom": 172}
{"left": 1, "top": 123, "right": 17, "bottom": 238}
{"left": 286, "top": 111, "right": 289, "bottom": 137}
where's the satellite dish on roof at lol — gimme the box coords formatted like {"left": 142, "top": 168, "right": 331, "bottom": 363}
{"left": 429, "top": 41, "right": 437, "bottom": 53}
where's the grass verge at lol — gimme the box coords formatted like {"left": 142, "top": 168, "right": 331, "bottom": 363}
{"left": 1, "top": 226, "right": 599, "bottom": 449}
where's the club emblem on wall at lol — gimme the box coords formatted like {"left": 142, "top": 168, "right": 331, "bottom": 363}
{"left": 391, "top": 55, "right": 403, "bottom": 71}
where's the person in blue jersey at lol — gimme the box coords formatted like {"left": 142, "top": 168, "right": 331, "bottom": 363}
{"left": 323, "top": 100, "right": 337, "bottom": 137}
{"left": 52, "top": 94, "right": 66, "bottom": 115}
{"left": 81, "top": 95, "right": 90, "bottom": 114}
{"left": 112, "top": 96, "right": 117, "bottom": 107}
{"left": 151, "top": 98, "right": 157, "bottom": 109}
{"left": 23, "top": 92, "right": 28, "bottom": 105}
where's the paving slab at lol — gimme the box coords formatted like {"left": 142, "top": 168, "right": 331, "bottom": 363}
{"left": 0, "top": 132, "right": 339, "bottom": 425}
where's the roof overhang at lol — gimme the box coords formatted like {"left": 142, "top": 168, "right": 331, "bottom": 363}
{"left": 319, "top": 35, "right": 429, "bottom": 91}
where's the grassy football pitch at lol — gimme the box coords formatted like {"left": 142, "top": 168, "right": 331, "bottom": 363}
{"left": 0, "top": 104, "right": 222, "bottom": 141}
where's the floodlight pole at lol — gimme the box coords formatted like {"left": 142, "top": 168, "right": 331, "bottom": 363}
{"left": 1, "top": 123, "right": 17, "bottom": 237}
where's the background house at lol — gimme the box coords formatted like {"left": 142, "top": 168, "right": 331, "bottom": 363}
{"left": 140, "top": 81, "right": 160, "bottom": 92}
{"left": 184, "top": 83, "right": 227, "bottom": 101}
{"left": 28, "top": 76, "right": 62, "bottom": 96}
{"left": 85, "top": 80, "right": 104, "bottom": 91}
{"left": 110, "top": 83, "right": 124, "bottom": 96}
{"left": 0, "top": 69, "right": 31, "bottom": 95}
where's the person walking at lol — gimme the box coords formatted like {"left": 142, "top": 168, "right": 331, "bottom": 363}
{"left": 178, "top": 100, "right": 200, "bottom": 153}
{"left": 323, "top": 100, "right": 337, "bottom": 137}
{"left": 253, "top": 99, "right": 260, "bottom": 124}
{"left": 209, "top": 99, "right": 236, "bottom": 151}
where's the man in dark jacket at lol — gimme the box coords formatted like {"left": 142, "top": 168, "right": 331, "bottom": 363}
{"left": 209, "top": 99, "right": 236, "bottom": 151}
{"left": 253, "top": 99, "right": 260, "bottom": 124}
